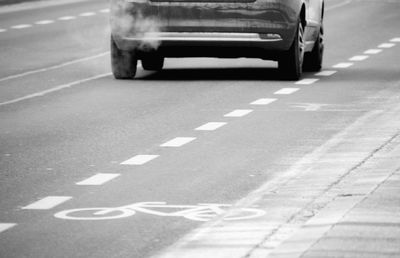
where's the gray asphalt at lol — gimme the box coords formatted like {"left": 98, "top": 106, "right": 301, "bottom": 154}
{"left": 0, "top": 0, "right": 400, "bottom": 257}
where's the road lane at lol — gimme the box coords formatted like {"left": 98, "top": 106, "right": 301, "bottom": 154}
{"left": 0, "top": 0, "right": 400, "bottom": 257}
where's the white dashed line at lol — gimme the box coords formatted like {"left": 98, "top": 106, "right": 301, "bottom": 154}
{"left": 58, "top": 16, "right": 76, "bottom": 21}
{"left": 22, "top": 196, "right": 72, "bottom": 210}
{"left": 99, "top": 9, "right": 110, "bottom": 13}
{"left": 0, "top": 29, "right": 6, "bottom": 33}
{"left": 0, "top": 223, "right": 16, "bottom": 233}
{"left": 224, "top": 109, "right": 253, "bottom": 117}
{"left": 349, "top": 55, "right": 369, "bottom": 61}
{"left": 11, "top": 24, "right": 32, "bottom": 29}
{"left": 332, "top": 62, "right": 353, "bottom": 68}
{"left": 160, "top": 137, "right": 196, "bottom": 147}
{"left": 274, "top": 88, "right": 299, "bottom": 95}
{"left": 250, "top": 98, "right": 277, "bottom": 105}
{"left": 378, "top": 43, "right": 395, "bottom": 48}
{"left": 76, "top": 173, "right": 120, "bottom": 186}
{"left": 390, "top": 38, "right": 400, "bottom": 42}
{"left": 364, "top": 49, "right": 382, "bottom": 55}
{"left": 120, "top": 155, "right": 159, "bottom": 165}
{"left": 35, "top": 20, "right": 54, "bottom": 25}
{"left": 195, "top": 122, "right": 227, "bottom": 131}
{"left": 315, "top": 70, "right": 337, "bottom": 76}
{"left": 79, "top": 12, "right": 96, "bottom": 17}
{"left": 295, "top": 78, "right": 319, "bottom": 85}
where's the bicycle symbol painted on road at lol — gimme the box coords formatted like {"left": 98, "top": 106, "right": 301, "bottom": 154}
{"left": 54, "top": 202, "right": 266, "bottom": 221}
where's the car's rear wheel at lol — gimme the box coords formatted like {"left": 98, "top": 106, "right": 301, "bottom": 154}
{"left": 141, "top": 53, "right": 164, "bottom": 71}
{"left": 303, "top": 25, "right": 324, "bottom": 72}
{"left": 111, "top": 37, "right": 137, "bottom": 79}
{"left": 278, "top": 20, "right": 305, "bottom": 80}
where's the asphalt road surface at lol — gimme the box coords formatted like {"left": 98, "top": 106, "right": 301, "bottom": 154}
{"left": 1, "top": 0, "right": 400, "bottom": 257}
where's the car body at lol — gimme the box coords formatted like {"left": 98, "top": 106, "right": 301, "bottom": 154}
{"left": 110, "top": 0, "right": 324, "bottom": 79}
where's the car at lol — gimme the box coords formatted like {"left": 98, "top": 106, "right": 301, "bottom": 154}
{"left": 110, "top": 0, "right": 324, "bottom": 80}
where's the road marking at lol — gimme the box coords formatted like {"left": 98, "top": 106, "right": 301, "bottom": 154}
{"left": 326, "top": 0, "right": 353, "bottom": 11}
{"left": 378, "top": 43, "right": 395, "bottom": 48}
{"left": 250, "top": 98, "right": 277, "bottom": 105}
{"left": 274, "top": 88, "right": 299, "bottom": 95}
{"left": 76, "top": 173, "right": 120, "bottom": 185}
{"left": 35, "top": 20, "right": 54, "bottom": 25}
{"left": 22, "top": 196, "right": 72, "bottom": 210}
{"left": 120, "top": 155, "right": 159, "bottom": 165}
{"left": 0, "top": 73, "right": 111, "bottom": 107}
{"left": 0, "top": 29, "right": 6, "bottom": 33}
{"left": 58, "top": 16, "right": 76, "bottom": 21}
{"left": 332, "top": 62, "right": 353, "bottom": 68}
{"left": 195, "top": 122, "right": 227, "bottom": 131}
{"left": 364, "top": 49, "right": 382, "bottom": 55}
{"left": 161, "top": 137, "right": 196, "bottom": 147}
{"left": 79, "top": 12, "right": 96, "bottom": 17}
{"left": 11, "top": 24, "right": 32, "bottom": 29}
{"left": 99, "top": 9, "right": 110, "bottom": 13}
{"left": 0, "top": 223, "right": 16, "bottom": 233}
{"left": 390, "top": 38, "right": 400, "bottom": 42}
{"left": 290, "top": 103, "right": 330, "bottom": 111}
{"left": 349, "top": 55, "right": 369, "bottom": 61}
{"left": 295, "top": 78, "right": 319, "bottom": 85}
{"left": 0, "top": 52, "right": 109, "bottom": 83}
{"left": 224, "top": 109, "right": 253, "bottom": 117}
{"left": 315, "top": 70, "right": 337, "bottom": 76}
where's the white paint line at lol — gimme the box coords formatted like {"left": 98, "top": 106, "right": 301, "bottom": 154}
{"left": 325, "top": 0, "right": 352, "bottom": 11}
{"left": 332, "top": 62, "right": 354, "bottom": 68}
{"left": 315, "top": 70, "right": 337, "bottom": 76}
{"left": 390, "top": 38, "right": 400, "bottom": 42}
{"left": 35, "top": 20, "right": 54, "bottom": 25}
{"left": 0, "top": 52, "right": 109, "bottom": 83}
{"left": 250, "top": 98, "right": 277, "bottom": 105}
{"left": 11, "top": 24, "right": 32, "bottom": 29}
{"left": 22, "top": 196, "right": 72, "bottom": 210}
{"left": 224, "top": 109, "right": 253, "bottom": 117}
{"left": 79, "top": 12, "right": 96, "bottom": 17}
{"left": 58, "top": 16, "right": 76, "bottom": 21}
{"left": 349, "top": 55, "right": 369, "bottom": 61}
{"left": 364, "top": 49, "right": 382, "bottom": 55}
{"left": 99, "top": 9, "right": 110, "bottom": 13}
{"left": 274, "top": 88, "right": 299, "bottom": 95}
{"left": 378, "top": 43, "right": 395, "bottom": 48}
{"left": 76, "top": 173, "right": 120, "bottom": 185}
{"left": 120, "top": 155, "right": 159, "bottom": 165}
{"left": 0, "top": 73, "right": 111, "bottom": 107}
{"left": 295, "top": 78, "right": 319, "bottom": 85}
{"left": 195, "top": 122, "right": 227, "bottom": 131}
{"left": 0, "top": 223, "right": 16, "bottom": 233}
{"left": 0, "top": 29, "right": 6, "bottom": 33}
{"left": 160, "top": 137, "right": 196, "bottom": 147}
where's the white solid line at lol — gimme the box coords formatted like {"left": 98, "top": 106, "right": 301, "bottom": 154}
{"left": 332, "top": 62, "right": 353, "bottom": 68}
{"left": 274, "top": 88, "right": 299, "bottom": 95}
{"left": 224, "top": 109, "right": 253, "bottom": 117}
{"left": 378, "top": 43, "right": 395, "bottom": 48}
{"left": 11, "top": 24, "right": 32, "bottom": 29}
{"left": 195, "top": 122, "right": 227, "bottom": 131}
{"left": 76, "top": 173, "right": 120, "bottom": 185}
{"left": 22, "top": 196, "right": 72, "bottom": 210}
{"left": 295, "top": 78, "right": 319, "bottom": 85}
{"left": 35, "top": 20, "right": 54, "bottom": 25}
{"left": 0, "top": 73, "right": 111, "bottom": 107}
{"left": 349, "top": 55, "right": 369, "bottom": 61}
{"left": 0, "top": 223, "right": 17, "bottom": 233}
{"left": 390, "top": 38, "right": 400, "bottom": 42}
{"left": 79, "top": 12, "right": 96, "bottom": 17}
{"left": 364, "top": 49, "right": 382, "bottom": 55}
{"left": 250, "top": 98, "right": 277, "bottom": 105}
{"left": 160, "top": 137, "right": 196, "bottom": 147}
{"left": 58, "top": 16, "right": 76, "bottom": 21}
{"left": 99, "top": 9, "right": 110, "bottom": 13}
{"left": 0, "top": 52, "right": 109, "bottom": 83}
{"left": 121, "top": 155, "right": 159, "bottom": 165}
{"left": 315, "top": 70, "right": 337, "bottom": 76}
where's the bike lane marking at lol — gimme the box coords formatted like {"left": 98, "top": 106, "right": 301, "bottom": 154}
{"left": 22, "top": 196, "right": 72, "bottom": 210}
{"left": 160, "top": 137, "right": 197, "bottom": 147}
{"left": 120, "top": 155, "right": 159, "bottom": 165}
{"left": 195, "top": 122, "right": 227, "bottom": 131}
{"left": 76, "top": 173, "right": 120, "bottom": 186}
{"left": 0, "top": 223, "right": 17, "bottom": 233}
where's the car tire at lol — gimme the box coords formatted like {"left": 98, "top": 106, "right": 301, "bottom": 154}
{"left": 111, "top": 36, "right": 137, "bottom": 79}
{"left": 278, "top": 20, "right": 304, "bottom": 80}
{"left": 141, "top": 54, "right": 164, "bottom": 71}
{"left": 303, "top": 26, "right": 324, "bottom": 72}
